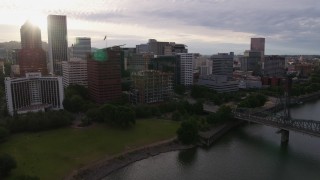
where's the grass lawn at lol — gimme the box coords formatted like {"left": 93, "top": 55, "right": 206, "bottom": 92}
{"left": 0, "top": 119, "right": 179, "bottom": 180}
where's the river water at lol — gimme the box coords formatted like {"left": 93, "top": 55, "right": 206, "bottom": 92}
{"left": 104, "top": 100, "right": 320, "bottom": 180}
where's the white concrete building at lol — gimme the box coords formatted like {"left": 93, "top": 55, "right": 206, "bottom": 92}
{"left": 62, "top": 58, "right": 88, "bottom": 87}
{"left": 5, "top": 72, "right": 64, "bottom": 116}
{"left": 177, "top": 53, "right": 194, "bottom": 87}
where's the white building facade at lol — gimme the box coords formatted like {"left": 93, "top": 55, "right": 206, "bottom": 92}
{"left": 5, "top": 72, "right": 64, "bottom": 116}
{"left": 62, "top": 58, "right": 88, "bottom": 87}
{"left": 177, "top": 53, "right": 194, "bottom": 87}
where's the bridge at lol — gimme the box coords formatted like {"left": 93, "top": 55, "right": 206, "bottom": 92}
{"left": 232, "top": 76, "right": 320, "bottom": 144}
{"left": 232, "top": 107, "right": 320, "bottom": 143}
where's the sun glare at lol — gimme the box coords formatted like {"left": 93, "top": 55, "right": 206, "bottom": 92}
{"left": 27, "top": 13, "right": 47, "bottom": 31}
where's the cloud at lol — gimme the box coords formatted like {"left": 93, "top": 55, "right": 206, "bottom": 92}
{"left": 1, "top": 0, "right": 320, "bottom": 54}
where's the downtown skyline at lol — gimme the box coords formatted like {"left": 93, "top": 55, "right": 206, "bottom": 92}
{"left": 0, "top": 0, "right": 320, "bottom": 55}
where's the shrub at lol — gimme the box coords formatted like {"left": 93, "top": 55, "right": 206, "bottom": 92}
{"left": 0, "top": 153, "right": 17, "bottom": 178}
{"left": 0, "top": 127, "right": 9, "bottom": 142}
{"left": 177, "top": 119, "right": 199, "bottom": 144}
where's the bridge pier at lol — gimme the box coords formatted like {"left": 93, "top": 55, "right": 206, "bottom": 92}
{"left": 281, "top": 130, "right": 289, "bottom": 144}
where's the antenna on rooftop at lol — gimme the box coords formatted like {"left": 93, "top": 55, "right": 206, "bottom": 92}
{"left": 104, "top": 35, "right": 107, "bottom": 48}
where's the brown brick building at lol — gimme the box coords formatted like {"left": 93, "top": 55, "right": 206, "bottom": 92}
{"left": 87, "top": 48, "right": 122, "bottom": 104}
{"left": 18, "top": 49, "right": 48, "bottom": 76}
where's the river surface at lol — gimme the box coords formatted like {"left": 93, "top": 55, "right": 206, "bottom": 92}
{"left": 104, "top": 100, "right": 320, "bottom": 180}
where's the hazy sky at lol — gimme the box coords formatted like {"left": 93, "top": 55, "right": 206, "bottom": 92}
{"left": 0, "top": 0, "right": 320, "bottom": 55}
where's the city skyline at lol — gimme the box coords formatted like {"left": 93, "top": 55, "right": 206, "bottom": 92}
{"left": 0, "top": 0, "right": 320, "bottom": 55}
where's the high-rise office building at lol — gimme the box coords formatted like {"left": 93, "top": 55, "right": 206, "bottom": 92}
{"left": 250, "top": 38, "right": 265, "bottom": 55}
{"left": 70, "top": 37, "right": 91, "bottom": 60}
{"left": 177, "top": 53, "right": 194, "bottom": 87}
{"left": 87, "top": 48, "right": 122, "bottom": 104}
{"left": 47, "top": 15, "right": 68, "bottom": 75}
{"left": 127, "top": 53, "right": 152, "bottom": 72}
{"left": 240, "top": 50, "right": 262, "bottom": 75}
{"left": 251, "top": 38, "right": 265, "bottom": 63}
{"left": 19, "top": 21, "right": 48, "bottom": 76}
{"left": 20, "top": 21, "right": 42, "bottom": 49}
{"left": 262, "top": 55, "right": 285, "bottom": 77}
{"left": 148, "top": 39, "right": 170, "bottom": 56}
{"left": 211, "top": 53, "right": 234, "bottom": 78}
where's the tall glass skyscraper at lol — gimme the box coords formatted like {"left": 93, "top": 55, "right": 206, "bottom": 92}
{"left": 47, "top": 15, "right": 68, "bottom": 75}
{"left": 19, "top": 21, "right": 48, "bottom": 76}
{"left": 71, "top": 37, "right": 91, "bottom": 60}
{"left": 20, "top": 21, "right": 42, "bottom": 49}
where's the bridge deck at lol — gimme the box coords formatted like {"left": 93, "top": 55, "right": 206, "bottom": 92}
{"left": 233, "top": 112, "right": 320, "bottom": 138}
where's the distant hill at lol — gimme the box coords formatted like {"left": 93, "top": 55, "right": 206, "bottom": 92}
{"left": 0, "top": 41, "right": 48, "bottom": 51}
{"left": 0, "top": 41, "right": 21, "bottom": 50}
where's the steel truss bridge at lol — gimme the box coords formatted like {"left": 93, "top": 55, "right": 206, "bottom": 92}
{"left": 233, "top": 107, "right": 320, "bottom": 142}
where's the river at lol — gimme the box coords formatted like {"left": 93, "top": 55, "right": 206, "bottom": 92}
{"left": 103, "top": 100, "right": 320, "bottom": 180}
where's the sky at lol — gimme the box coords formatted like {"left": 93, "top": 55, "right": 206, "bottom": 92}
{"left": 0, "top": 0, "right": 320, "bottom": 55}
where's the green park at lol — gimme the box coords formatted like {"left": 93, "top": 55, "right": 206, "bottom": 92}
{"left": 0, "top": 119, "right": 179, "bottom": 179}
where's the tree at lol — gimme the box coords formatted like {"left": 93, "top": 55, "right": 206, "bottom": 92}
{"left": 174, "top": 85, "right": 186, "bottom": 95}
{"left": 207, "top": 105, "right": 233, "bottom": 124}
{"left": 86, "top": 108, "right": 103, "bottom": 122}
{"left": 113, "top": 106, "right": 135, "bottom": 128}
{"left": 65, "top": 85, "right": 89, "bottom": 100}
{"left": 99, "top": 104, "right": 117, "bottom": 123}
{"left": 216, "top": 105, "right": 233, "bottom": 122}
{"left": 14, "top": 175, "right": 40, "bottom": 180}
{"left": 238, "top": 93, "right": 267, "bottom": 108}
{"left": 0, "top": 153, "right": 17, "bottom": 178}
{"left": 5, "top": 111, "right": 73, "bottom": 133}
{"left": 207, "top": 113, "right": 219, "bottom": 124}
{"left": 63, "top": 95, "right": 85, "bottom": 113}
{"left": 177, "top": 118, "right": 199, "bottom": 144}
{"left": 0, "top": 127, "right": 9, "bottom": 142}
{"left": 172, "top": 111, "right": 182, "bottom": 121}
{"left": 192, "top": 101, "right": 204, "bottom": 115}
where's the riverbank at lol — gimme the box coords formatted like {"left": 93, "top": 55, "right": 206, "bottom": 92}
{"left": 66, "top": 138, "right": 194, "bottom": 180}
{"left": 66, "top": 121, "right": 242, "bottom": 180}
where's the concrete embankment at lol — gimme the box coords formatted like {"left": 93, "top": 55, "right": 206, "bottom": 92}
{"left": 66, "top": 139, "right": 193, "bottom": 180}
{"left": 199, "top": 121, "right": 244, "bottom": 146}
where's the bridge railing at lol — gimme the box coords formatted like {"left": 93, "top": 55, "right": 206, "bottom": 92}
{"left": 233, "top": 108, "right": 320, "bottom": 135}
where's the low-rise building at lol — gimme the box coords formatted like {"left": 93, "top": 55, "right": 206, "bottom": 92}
{"left": 197, "top": 75, "right": 239, "bottom": 93}
{"left": 262, "top": 56, "right": 285, "bottom": 77}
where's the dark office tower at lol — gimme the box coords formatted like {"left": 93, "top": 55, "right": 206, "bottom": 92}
{"left": 18, "top": 21, "right": 48, "bottom": 76}
{"left": 87, "top": 48, "right": 122, "bottom": 104}
{"left": 20, "top": 21, "right": 42, "bottom": 49}
{"left": 47, "top": 15, "right": 68, "bottom": 75}
{"left": 211, "top": 53, "right": 234, "bottom": 78}
{"left": 250, "top": 38, "right": 265, "bottom": 55}
{"left": 250, "top": 38, "right": 265, "bottom": 52}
